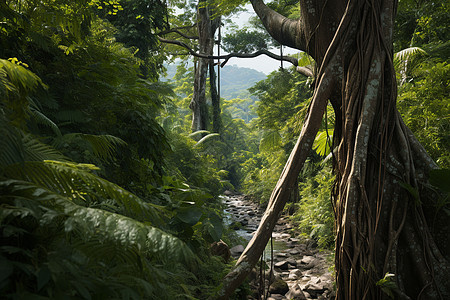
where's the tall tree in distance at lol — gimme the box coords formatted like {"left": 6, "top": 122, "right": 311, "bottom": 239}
{"left": 219, "top": 0, "right": 450, "bottom": 299}
{"left": 190, "top": 0, "right": 221, "bottom": 132}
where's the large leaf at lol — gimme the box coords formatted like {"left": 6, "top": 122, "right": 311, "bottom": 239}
{"left": 3, "top": 161, "right": 163, "bottom": 224}
{"left": 176, "top": 207, "right": 203, "bottom": 226}
{"left": 313, "top": 129, "right": 333, "bottom": 156}
{"left": 0, "top": 179, "right": 195, "bottom": 267}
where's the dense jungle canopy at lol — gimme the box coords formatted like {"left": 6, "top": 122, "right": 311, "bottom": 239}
{"left": 1, "top": 0, "right": 449, "bottom": 299}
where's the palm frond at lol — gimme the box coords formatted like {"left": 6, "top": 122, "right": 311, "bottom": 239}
{"left": 53, "top": 133, "right": 126, "bottom": 161}
{"left": 188, "top": 130, "right": 210, "bottom": 138}
{"left": 3, "top": 161, "right": 163, "bottom": 224}
{"left": 314, "top": 129, "right": 333, "bottom": 156}
{"left": 394, "top": 47, "right": 427, "bottom": 63}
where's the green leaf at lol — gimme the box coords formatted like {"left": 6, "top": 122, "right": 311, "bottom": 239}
{"left": 207, "top": 213, "right": 223, "bottom": 242}
{"left": 37, "top": 266, "right": 51, "bottom": 291}
{"left": 314, "top": 129, "right": 333, "bottom": 156}
{"left": 188, "top": 130, "right": 210, "bottom": 138}
{"left": 400, "top": 182, "right": 420, "bottom": 204}
{"left": 259, "top": 130, "right": 281, "bottom": 153}
{"left": 194, "top": 133, "right": 220, "bottom": 147}
{"left": 177, "top": 207, "right": 203, "bottom": 226}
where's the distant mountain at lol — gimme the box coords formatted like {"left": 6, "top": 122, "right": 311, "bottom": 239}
{"left": 219, "top": 65, "right": 266, "bottom": 99}
{"left": 163, "top": 63, "right": 266, "bottom": 100}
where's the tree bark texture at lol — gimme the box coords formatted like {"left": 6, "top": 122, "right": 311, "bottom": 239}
{"left": 219, "top": 0, "right": 450, "bottom": 299}
{"left": 189, "top": 0, "right": 220, "bottom": 132}
{"left": 209, "top": 61, "right": 222, "bottom": 133}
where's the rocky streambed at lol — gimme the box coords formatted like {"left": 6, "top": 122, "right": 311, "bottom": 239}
{"left": 223, "top": 194, "right": 335, "bottom": 300}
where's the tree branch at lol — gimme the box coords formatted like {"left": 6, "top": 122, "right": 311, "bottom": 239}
{"left": 250, "top": 0, "right": 306, "bottom": 52}
{"left": 296, "top": 66, "right": 314, "bottom": 77}
{"left": 158, "top": 36, "right": 309, "bottom": 72}
{"left": 158, "top": 28, "right": 199, "bottom": 40}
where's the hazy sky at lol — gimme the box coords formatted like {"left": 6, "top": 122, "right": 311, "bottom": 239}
{"left": 220, "top": 5, "right": 299, "bottom": 74}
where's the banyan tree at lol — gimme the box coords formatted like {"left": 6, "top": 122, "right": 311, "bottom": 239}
{"left": 219, "top": 0, "right": 450, "bottom": 299}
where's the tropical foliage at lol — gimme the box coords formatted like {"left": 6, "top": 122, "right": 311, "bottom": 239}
{"left": 1, "top": 0, "right": 449, "bottom": 298}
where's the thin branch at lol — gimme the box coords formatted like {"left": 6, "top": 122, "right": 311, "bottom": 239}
{"left": 158, "top": 28, "right": 199, "bottom": 40}
{"left": 158, "top": 36, "right": 300, "bottom": 68}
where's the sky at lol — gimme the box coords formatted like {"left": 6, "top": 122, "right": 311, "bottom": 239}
{"left": 220, "top": 5, "right": 299, "bottom": 74}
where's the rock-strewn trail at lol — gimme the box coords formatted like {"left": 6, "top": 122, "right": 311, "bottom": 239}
{"left": 223, "top": 194, "right": 335, "bottom": 300}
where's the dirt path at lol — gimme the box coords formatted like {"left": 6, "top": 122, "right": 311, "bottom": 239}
{"left": 223, "top": 194, "right": 335, "bottom": 300}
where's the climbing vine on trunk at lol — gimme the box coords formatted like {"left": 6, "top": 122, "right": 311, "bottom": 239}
{"left": 219, "top": 0, "right": 450, "bottom": 299}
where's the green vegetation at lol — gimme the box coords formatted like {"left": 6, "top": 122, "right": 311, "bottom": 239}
{"left": 1, "top": 0, "right": 449, "bottom": 298}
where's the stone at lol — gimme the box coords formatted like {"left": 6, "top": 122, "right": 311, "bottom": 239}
{"left": 210, "top": 240, "right": 230, "bottom": 262}
{"left": 300, "top": 256, "right": 315, "bottom": 264}
{"left": 309, "top": 276, "right": 321, "bottom": 284}
{"left": 276, "top": 252, "right": 289, "bottom": 257}
{"left": 288, "top": 249, "right": 300, "bottom": 255}
{"left": 230, "top": 244, "right": 244, "bottom": 257}
{"left": 290, "top": 269, "right": 302, "bottom": 277}
{"left": 269, "top": 278, "right": 289, "bottom": 295}
{"left": 223, "top": 190, "right": 235, "bottom": 196}
{"left": 304, "top": 282, "right": 326, "bottom": 298}
{"left": 286, "top": 258, "right": 297, "bottom": 266}
{"left": 267, "top": 294, "right": 284, "bottom": 300}
{"left": 239, "top": 218, "right": 249, "bottom": 226}
{"left": 274, "top": 260, "right": 289, "bottom": 270}
{"left": 285, "top": 283, "right": 307, "bottom": 300}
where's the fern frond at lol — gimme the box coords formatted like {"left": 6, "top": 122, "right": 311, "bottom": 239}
{"left": 29, "top": 107, "right": 62, "bottom": 137}
{"left": 259, "top": 130, "right": 282, "bottom": 153}
{"left": 0, "top": 115, "right": 24, "bottom": 168}
{"left": 3, "top": 161, "right": 163, "bottom": 223}
{"left": 53, "top": 110, "right": 88, "bottom": 124}
{"left": 1, "top": 179, "right": 195, "bottom": 267}
{"left": 66, "top": 206, "right": 195, "bottom": 265}
{"left": 22, "top": 134, "right": 69, "bottom": 162}
{"left": 194, "top": 133, "right": 220, "bottom": 147}
{"left": 53, "top": 133, "right": 126, "bottom": 161}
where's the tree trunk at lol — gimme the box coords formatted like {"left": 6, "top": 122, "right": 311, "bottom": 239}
{"left": 189, "top": 0, "right": 220, "bottom": 132}
{"left": 210, "top": 60, "right": 222, "bottom": 133}
{"left": 219, "top": 0, "right": 450, "bottom": 299}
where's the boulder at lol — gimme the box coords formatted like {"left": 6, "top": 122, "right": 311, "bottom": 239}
{"left": 269, "top": 278, "right": 289, "bottom": 295}
{"left": 286, "top": 258, "right": 297, "bottom": 267}
{"left": 304, "top": 282, "right": 326, "bottom": 298}
{"left": 210, "top": 240, "right": 230, "bottom": 262}
{"left": 285, "top": 283, "right": 307, "bottom": 300}
{"left": 230, "top": 245, "right": 245, "bottom": 257}
{"left": 274, "top": 260, "right": 289, "bottom": 270}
